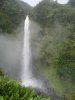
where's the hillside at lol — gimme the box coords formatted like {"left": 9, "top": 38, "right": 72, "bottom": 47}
{"left": 0, "top": 76, "right": 50, "bottom": 100}
{"left": 0, "top": 0, "right": 32, "bottom": 33}
{"left": 31, "top": 0, "right": 75, "bottom": 100}
{"left": 0, "top": 0, "right": 75, "bottom": 100}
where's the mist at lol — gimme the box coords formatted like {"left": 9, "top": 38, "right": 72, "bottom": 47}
{"left": 0, "top": 20, "right": 42, "bottom": 81}
{"left": 0, "top": 19, "right": 70, "bottom": 80}
{"left": 0, "top": 28, "right": 23, "bottom": 81}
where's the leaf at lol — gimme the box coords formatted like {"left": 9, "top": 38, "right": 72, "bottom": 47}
{"left": 0, "top": 96, "right": 4, "bottom": 100}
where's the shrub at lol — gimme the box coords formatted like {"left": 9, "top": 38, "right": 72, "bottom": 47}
{"left": 0, "top": 77, "right": 50, "bottom": 100}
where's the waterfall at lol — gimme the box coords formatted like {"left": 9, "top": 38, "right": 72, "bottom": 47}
{"left": 21, "top": 16, "right": 46, "bottom": 91}
{"left": 21, "top": 16, "right": 32, "bottom": 87}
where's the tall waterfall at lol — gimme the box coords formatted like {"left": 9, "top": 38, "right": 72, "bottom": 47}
{"left": 21, "top": 16, "right": 32, "bottom": 87}
{"left": 21, "top": 16, "right": 46, "bottom": 91}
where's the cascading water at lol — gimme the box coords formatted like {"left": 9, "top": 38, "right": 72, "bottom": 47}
{"left": 21, "top": 16, "right": 32, "bottom": 87}
{"left": 21, "top": 16, "right": 47, "bottom": 91}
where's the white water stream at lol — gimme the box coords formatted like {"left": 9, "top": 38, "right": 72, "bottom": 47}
{"left": 21, "top": 16, "right": 45, "bottom": 90}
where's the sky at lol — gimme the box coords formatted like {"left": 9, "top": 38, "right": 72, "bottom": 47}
{"left": 20, "top": 0, "right": 69, "bottom": 6}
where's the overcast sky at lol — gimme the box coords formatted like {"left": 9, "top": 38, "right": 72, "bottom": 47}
{"left": 20, "top": 0, "right": 69, "bottom": 6}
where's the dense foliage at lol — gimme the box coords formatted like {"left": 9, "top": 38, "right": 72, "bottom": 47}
{"left": 68, "top": 0, "right": 75, "bottom": 6}
{"left": 0, "top": 0, "right": 75, "bottom": 100}
{"left": 31, "top": 0, "right": 75, "bottom": 99}
{"left": 0, "top": 0, "right": 32, "bottom": 33}
{"left": 32, "top": 0, "right": 75, "bottom": 81}
{"left": 0, "top": 76, "right": 50, "bottom": 100}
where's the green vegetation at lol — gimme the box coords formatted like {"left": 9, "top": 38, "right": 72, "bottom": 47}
{"left": 0, "top": 76, "right": 50, "bottom": 100}
{"left": 68, "top": 0, "right": 75, "bottom": 6}
{"left": 31, "top": 0, "right": 75, "bottom": 99}
{"left": 0, "top": 0, "right": 75, "bottom": 100}
{"left": 0, "top": 0, "right": 32, "bottom": 33}
{"left": 0, "top": 69, "right": 4, "bottom": 76}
